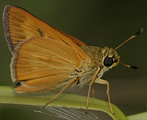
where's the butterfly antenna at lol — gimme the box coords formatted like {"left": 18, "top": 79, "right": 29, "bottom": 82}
{"left": 115, "top": 28, "right": 143, "bottom": 50}
{"left": 120, "top": 61, "right": 138, "bottom": 70}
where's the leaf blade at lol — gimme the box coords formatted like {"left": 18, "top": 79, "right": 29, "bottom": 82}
{"left": 0, "top": 86, "right": 128, "bottom": 120}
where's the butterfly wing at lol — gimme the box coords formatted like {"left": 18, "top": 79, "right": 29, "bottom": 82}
{"left": 3, "top": 5, "right": 90, "bottom": 93}
{"left": 3, "top": 5, "right": 87, "bottom": 54}
{"left": 12, "top": 37, "right": 86, "bottom": 93}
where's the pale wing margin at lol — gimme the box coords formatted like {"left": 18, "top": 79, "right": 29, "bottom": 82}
{"left": 11, "top": 37, "right": 88, "bottom": 93}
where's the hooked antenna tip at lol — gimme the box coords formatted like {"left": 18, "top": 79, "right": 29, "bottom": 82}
{"left": 134, "top": 28, "right": 143, "bottom": 35}
{"left": 130, "top": 66, "right": 138, "bottom": 70}
{"left": 120, "top": 61, "right": 138, "bottom": 70}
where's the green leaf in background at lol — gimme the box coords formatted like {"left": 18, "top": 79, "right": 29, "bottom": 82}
{"left": 0, "top": 86, "right": 128, "bottom": 120}
{"left": 127, "top": 112, "right": 147, "bottom": 120}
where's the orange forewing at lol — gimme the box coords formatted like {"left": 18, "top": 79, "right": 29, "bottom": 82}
{"left": 4, "top": 5, "right": 90, "bottom": 93}
{"left": 3, "top": 5, "right": 87, "bottom": 53}
{"left": 12, "top": 37, "right": 84, "bottom": 93}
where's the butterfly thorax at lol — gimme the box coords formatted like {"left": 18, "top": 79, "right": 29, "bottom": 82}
{"left": 71, "top": 46, "right": 120, "bottom": 87}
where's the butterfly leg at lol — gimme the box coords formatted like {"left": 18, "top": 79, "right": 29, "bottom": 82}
{"left": 43, "top": 77, "right": 78, "bottom": 108}
{"left": 94, "top": 78, "right": 114, "bottom": 114}
{"left": 86, "top": 67, "right": 100, "bottom": 113}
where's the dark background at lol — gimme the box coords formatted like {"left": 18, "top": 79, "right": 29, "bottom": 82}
{"left": 0, "top": 0, "right": 146, "bottom": 120}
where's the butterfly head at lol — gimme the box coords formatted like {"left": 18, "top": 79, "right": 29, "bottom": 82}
{"left": 102, "top": 47, "right": 120, "bottom": 70}
{"left": 102, "top": 28, "right": 143, "bottom": 71}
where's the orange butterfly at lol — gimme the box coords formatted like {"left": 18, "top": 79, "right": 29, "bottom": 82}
{"left": 3, "top": 5, "right": 142, "bottom": 114}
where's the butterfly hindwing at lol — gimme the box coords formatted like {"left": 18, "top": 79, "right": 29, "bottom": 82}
{"left": 12, "top": 37, "right": 84, "bottom": 93}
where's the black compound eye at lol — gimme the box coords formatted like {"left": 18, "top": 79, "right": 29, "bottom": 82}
{"left": 104, "top": 56, "right": 114, "bottom": 67}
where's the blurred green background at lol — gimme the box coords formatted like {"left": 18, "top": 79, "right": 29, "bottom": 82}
{"left": 0, "top": 0, "right": 146, "bottom": 120}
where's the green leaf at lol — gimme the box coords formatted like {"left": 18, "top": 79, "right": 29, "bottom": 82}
{"left": 0, "top": 86, "right": 128, "bottom": 120}
{"left": 127, "top": 112, "right": 147, "bottom": 120}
